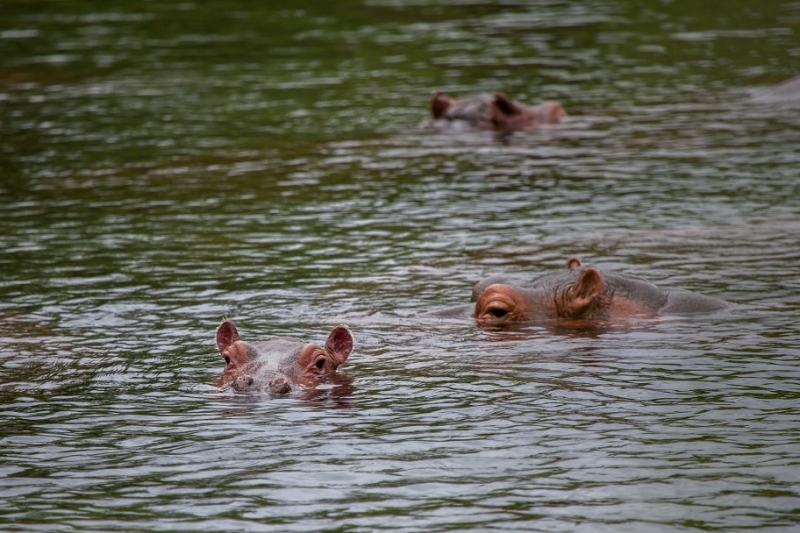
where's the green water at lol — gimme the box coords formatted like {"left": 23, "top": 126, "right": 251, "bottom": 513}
{"left": 1, "top": 1, "right": 799, "bottom": 531}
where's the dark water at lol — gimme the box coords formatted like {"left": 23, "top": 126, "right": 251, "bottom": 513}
{"left": 2, "top": 0, "right": 800, "bottom": 531}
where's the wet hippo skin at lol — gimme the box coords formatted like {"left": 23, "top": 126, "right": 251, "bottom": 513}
{"left": 430, "top": 91, "right": 566, "bottom": 130}
{"left": 472, "top": 261, "right": 728, "bottom": 326}
{"left": 215, "top": 320, "right": 354, "bottom": 395}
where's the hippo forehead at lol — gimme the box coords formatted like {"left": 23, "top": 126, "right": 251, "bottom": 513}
{"left": 473, "top": 270, "right": 581, "bottom": 303}
{"left": 245, "top": 337, "right": 311, "bottom": 372}
{"left": 445, "top": 95, "right": 492, "bottom": 119}
{"left": 525, "top": 268, "right": 582, "bottom": 292}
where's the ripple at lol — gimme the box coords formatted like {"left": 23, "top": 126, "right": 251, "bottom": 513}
{"left": 1, "top": 0, "right": 800, "bottom": 530}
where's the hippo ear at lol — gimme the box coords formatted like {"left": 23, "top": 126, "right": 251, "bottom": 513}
{"left": 565, "top": 257, "right": 581, "bottom": 269}
{"left": 566, "top": 268, "right": 604, "bottom": 317}
{"left": 325, "top": 325, "right": 354, "bottom": 366}
{"left": 216, "top": 320, "right": 241, "bottom": 354}
{"left": 430, "top": 91, "right": 455, "bottom": 119}
{"left": 493, "top": 92, "right": 521, "bottom": 116}
{"left": 540, "top": 101, "right": 567, "bottom": 123}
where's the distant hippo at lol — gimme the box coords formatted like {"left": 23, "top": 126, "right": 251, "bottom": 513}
{"left": 430, "top": 91, "right": 566, "bottom": 130}
{"left": 471, "top": 260, "right": 728, "bottom": 326}
{"left": 215, "top": 320, "right": 354, "bottom": 395}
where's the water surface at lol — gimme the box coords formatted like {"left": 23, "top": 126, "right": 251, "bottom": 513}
{"left": 1, "top": 0, "right": 799, "bottom": 531}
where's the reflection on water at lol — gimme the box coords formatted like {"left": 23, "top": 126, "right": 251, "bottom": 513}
{"left": 1, "top": 0, "right": 800, "bottom": 531}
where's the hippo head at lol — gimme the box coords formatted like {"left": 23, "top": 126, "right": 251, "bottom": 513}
{"left": 215, "top": 320, "right": 354, "bottom": 395}
{"left": 430, "top": 91, "right": 566, "bottom": 131}
{"left": 473, "top": 267, "right": 609, "bottom": 326}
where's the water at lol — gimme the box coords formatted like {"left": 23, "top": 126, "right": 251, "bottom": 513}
{"left": 1, "top": 0, "right": 799, "bottom": 531}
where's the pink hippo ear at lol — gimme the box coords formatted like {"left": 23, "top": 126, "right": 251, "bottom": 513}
{"left": 325, "top": 325, "right": 354, "bottom": 367}
{"left": 540, "top": 101, "right": 567, "bottom": 123}
{"left": 216, "top": 319, "right": 241, "bottom": 354}
{"left": 565, "top": 268, "right": 605, "bottom": 317}
{"left": 492, "top": 92, "right": 522, "bottom": 116}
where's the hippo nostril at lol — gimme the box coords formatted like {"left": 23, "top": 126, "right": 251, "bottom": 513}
{"left": 275, "top": 383, "right": 291, "bottom": 395}
{"left": 270, "top": 378, "right": 291, "bottom": 395}
{"left": 232, "top": 374, "right": 253, "bottom": 391}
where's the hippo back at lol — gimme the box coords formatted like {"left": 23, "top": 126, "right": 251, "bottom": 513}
{"left": 600, "top": 271, "right": 668, "bottom": 313}
{"left": 660, "top": 290, "right": 729, "bottom": 314}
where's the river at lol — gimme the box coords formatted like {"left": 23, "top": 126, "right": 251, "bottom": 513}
{"left": 1, "top": 0, "right": 799, "bottom": 531}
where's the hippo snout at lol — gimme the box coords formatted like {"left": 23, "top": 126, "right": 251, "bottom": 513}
{"left": 270, "top": 377, "right": 292, "bottom": 395}
{"left": 232, "top": 375, "right": 254, "bottom": 391}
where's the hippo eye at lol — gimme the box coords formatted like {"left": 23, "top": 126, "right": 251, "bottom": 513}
{"left": 488, "top": 307, "right": 508, "bottom": 318}
{"left": 315, "top": 357, "right": 326, "bottom": 370}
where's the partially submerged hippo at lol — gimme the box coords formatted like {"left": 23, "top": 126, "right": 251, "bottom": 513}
{"left": 215, "top": 320, "right": 354, "bottom": 395}
{"left": 431, "top": 257, "right": 727, "bottom": 326}
{"left": 472, "top": 259, "right": 727, "bottom": 326}
{"left": 430, "top": 91, "right": 566, "bottom": 130}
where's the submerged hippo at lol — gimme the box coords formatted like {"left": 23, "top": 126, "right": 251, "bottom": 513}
{"left": 431, "top": 258, "right": 727, "bottom": 326}
{"left": 430, "top": 91, "right": 566, "bottom": 130}
{"left": 472, "top": 260, "right": 727, "bottom": 326}
{"left": 215, "top": 319, "right": 354, "bottom": 395}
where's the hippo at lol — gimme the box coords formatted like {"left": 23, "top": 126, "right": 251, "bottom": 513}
{"left": 472, "top": 260, "right": 728, "bottom": 326}
{"left": 215, "top": 319, "right": 354, "bottom": 395}
{"left": 430, "top": 91, "right": 566, "bottom": 131}
{"left": 430, "top": 258, "right": 728, "bottom": 326}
